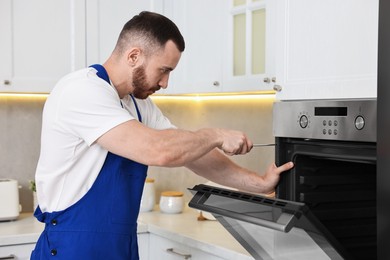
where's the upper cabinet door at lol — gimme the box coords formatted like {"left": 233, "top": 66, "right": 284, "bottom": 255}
{"left": 0, "top": 0, "right": 13, "bottom": 90}
{"left": 164, "top": 0, "right": 276, "bottom": 95}
{"left": 85, "top": 0, "right": 225, "bottom": 95}
{"left": 0, "top": 0, "right": 86, "bottom": 93}
{"left": 86, "top": 0, "right": 156, "bottom": 66}
{"left": 223, "top": 0, "right": 276, "bottom": 93}
{"left": 274, "top": 0, "right": 379, "bottom": 100}
{"left": 161, "top": 0, "right": 227, "bottom": 94}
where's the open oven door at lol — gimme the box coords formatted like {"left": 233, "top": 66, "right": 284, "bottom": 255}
{"left": 188, "top": 184, "right": 352, "bottom": 260}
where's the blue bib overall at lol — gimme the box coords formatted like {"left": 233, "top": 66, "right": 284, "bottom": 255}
{"left": 31, "top": 64, "right": 148, "bottom": 260}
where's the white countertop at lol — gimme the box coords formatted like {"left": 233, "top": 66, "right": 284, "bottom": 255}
{"left": 0, "top": 209, "right": 253, "bottom": 259}
{"left": 0, "top": 213, "right": 44, "bottom": 246}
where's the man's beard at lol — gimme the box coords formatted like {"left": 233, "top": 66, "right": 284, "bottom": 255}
{"left": 132, "top": 66, "right": 159, "bottom": 99}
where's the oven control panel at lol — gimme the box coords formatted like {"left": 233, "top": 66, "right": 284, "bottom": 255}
{"left": 273, "top": 99, "right": 376, "bottom": 142}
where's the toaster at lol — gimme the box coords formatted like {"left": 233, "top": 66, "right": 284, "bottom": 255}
{"left": 0, "top": 179, "right": 21, "bottom": 221}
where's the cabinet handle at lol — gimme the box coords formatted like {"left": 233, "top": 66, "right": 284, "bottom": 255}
{"left": 166, "top": 248, "right": 192, "bottom": 259}
{"left": 0, "top": 255, "right": 16, "bottom": 260}
{"left": 212, "top": 81, "right": 220, "bottom": 87}
{"left": 263, "top": 77, "right": 270, "bottom": 83}
{"left": 3, "top": 80, "right": 11, "bottom": 85}
{"left": 271, "top": 77, "right": 276, "bottom": 83}
{"left": 273, "top": 85, "right": 282, "bottom": 92}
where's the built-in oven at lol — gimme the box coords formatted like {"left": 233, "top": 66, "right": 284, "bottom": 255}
{"left": 189, "top": 99, "right": 376, "bottom": 260}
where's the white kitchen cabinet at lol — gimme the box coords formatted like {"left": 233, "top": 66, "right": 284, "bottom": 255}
{"left": 149, "top": 233, "right": 225, "bottom": 260}
{"left": 0, "top": 243, "right": 35, "bottom": 260}
{"left": 85, "top": 0, "right": 158, "bottom": 66}
{"left": 273, "top": 0, "right": 379, "bottom": 100}
{"left": 84, "top": 0, "right": 228, "bottom": 95}
{"left": 0, "top": 0, "right": 13, "bottom": 91}
{"left": 0, "top": 0, "right": 158, "bottom": 93}
{"left": 160, "top": 0, "right": 227, "bottom": 95}
{"left": 0, "top": 0, "right": 86, "bottom": 93}
{"left": 0, "top": 0, "right": 276, "bottom": 94}
{"left": 138, "top": 232, "right": 150, "bottom": 260}
{"left": 222, "top": 0, "right": 277, "bottom": 93}
{"left": 163, "top": 0, "right": 276, "bottom": 95}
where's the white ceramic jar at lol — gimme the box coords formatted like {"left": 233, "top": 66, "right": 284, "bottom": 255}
{"left": 159, "top": 191, "right": 184, "bottom": 214}
{"left": 140, "top": 178, "right": 155, "bottom": 212}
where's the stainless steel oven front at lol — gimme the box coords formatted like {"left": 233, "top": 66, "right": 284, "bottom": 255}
{"left": 189, "top": 99, "right": 376, "bottom": 260}
{"left": 274, "top": 99, "right": 376, "bottom": 260}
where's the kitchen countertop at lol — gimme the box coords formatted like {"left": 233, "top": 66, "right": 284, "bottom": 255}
{"left": 0, "top": 209, "right": 252, "bottom": 259}
{"left": 0, "top": 213, "right": 44, "bottom": 246}
{"left": 138, "top": 206, "right": 253, "bottom": 259}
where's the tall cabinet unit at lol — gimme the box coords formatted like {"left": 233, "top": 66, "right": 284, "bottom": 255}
{"left": 0, "top": 0, "right": 86, "bottom": 93}
{"left": 273, "top": 0, "right": 379, "bottom": 100}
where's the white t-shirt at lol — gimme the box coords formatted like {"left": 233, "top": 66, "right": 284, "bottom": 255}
{"left": 35, "top": 67, "right": 174, "bottom": 213}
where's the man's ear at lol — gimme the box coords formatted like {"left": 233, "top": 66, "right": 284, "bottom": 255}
{"left": 127, "top": 47, "right": 143, "bottom": 66}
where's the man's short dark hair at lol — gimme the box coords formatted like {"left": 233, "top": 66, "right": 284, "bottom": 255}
{"left": 115, "top": 11, "right": 185, "bottom": 55}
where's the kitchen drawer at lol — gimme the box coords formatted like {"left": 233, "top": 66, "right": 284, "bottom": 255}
{"left": 0, "top": 243, "right": 35, "bottom": 260}
{"left": 149, "top": 233, "right": 224, "bottom": 260}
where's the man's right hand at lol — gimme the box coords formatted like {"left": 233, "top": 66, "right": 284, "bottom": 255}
{"left": 217, "top": 129, "right": 253, "bottom": 156}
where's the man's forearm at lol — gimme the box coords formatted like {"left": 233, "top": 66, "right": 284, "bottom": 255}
{"left": 185, "top": 148, "right": 261, "bottom": 192}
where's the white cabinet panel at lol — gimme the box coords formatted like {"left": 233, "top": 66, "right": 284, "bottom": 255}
{"left": 149, "top": 234, "right": 225, "bottom": 260}
{"left": 86, "top": 0, "right": 156, "bottom": 66}
{"left": 223, "top": 0, "right": 277, "bottom": 93}
{"left": 0, "top": 0, "right": 12, "bottom": 89}
{"left": 0, "top": 0, "right": 86, "bottom": 93}
{"left": 0, "top": 243, "right": 35, "bottom": 260}
{"left": 84, "top": 0, "right": 226, "bottom": 95}
{"left": 274, "top": 0, "right": 379, "bottom": 100}
{"left": 138, "top": 233, "right": 149, "bottom": 260}
{"left": 162, "top": 0, "right": 226, "bottom": 95}
{"left": 0, "top": 0, "right": 157, "bottom": 93}
{"left": 163, "top": 0, "right": 276, "bottom": 95}
{"left": 164, "top": 0, "right": 276, "bottom": 95}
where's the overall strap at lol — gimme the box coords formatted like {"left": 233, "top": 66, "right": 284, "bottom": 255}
{"left": 130, "top": 95, "right": 143, "bottom": 123}
{"left": 89, "top": 64, "right": 110, "bottom": 84}
{"left": 89, "top": 64, "right": 143, "bottom": 123}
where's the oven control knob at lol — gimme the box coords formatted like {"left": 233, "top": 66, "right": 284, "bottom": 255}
{"left": 299, "top": 115, "right": 308, "bottom": 128}
{"left": 355, "top": 116, "right": 365, "bottom": 130}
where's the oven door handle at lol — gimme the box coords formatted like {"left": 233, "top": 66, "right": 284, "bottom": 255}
{"left": 252, "top": 212, "right": 298, "bottom": 233}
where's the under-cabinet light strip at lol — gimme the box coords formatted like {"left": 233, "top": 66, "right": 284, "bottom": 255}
{"left": 151, "top": 93, "right": 275, "bottom": 101}
{"left": 0, "top": 93, "right": 49, "bottom": 98}
{"left": 0, "top": 92, "right": 275, "bottom": 101}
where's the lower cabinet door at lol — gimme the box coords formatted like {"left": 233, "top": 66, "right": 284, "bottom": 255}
{"left": 149, "top": 234, "right": 224, "bottom": 260}
{"left": 138, "top": 233, "right": 150, "bottom": 260}
{"left": 0, "top": 243, "right": 35, "bottom": 260}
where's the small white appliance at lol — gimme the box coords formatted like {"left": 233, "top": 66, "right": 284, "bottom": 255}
{"left": 0, "top": 179, "right": 21, "bottom": 221}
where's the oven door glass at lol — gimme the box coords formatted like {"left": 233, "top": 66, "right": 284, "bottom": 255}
{"left": 189, "top": 184, "right": 350, "bottom": 260}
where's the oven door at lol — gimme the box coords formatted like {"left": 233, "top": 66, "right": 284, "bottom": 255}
{"left": 188, "top": 184, "right": 349, "bottom": 260}
{"left": 275, "top": 137, "right": 376, "bottom": 260}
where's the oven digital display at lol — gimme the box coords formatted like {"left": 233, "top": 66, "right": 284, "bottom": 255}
{"left": 314, "top": 107, "right": 347, "bottom": 116}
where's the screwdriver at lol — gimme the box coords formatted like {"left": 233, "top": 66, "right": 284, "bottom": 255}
{"left": 252, "top": 143, "right": 275, "bottom": 147}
